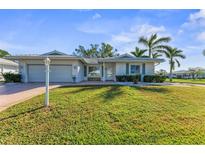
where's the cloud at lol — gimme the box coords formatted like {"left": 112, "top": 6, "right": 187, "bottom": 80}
{"left": 190, "top": 10, "right": 205, "bottom": 22}
{"left": 182, "top": 9, "right": 205, "bottom": 28}
{"left": 110, "top": 23, "right": 168, "bottom": 53}
{"left": 111, "top": 24, "right": 166, "bottom": 44}
{"left": 177, "top": 29, "right": 184, "bottom": 35}
{"left": 92, "top": 13, "right": 101, "bottom": 20}
{"left": 197, "top": 32, "right": 205, "bottom": 41}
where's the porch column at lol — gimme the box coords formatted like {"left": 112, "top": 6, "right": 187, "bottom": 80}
{"left": 141, "top": 63, "right": 146, "bottom": 82}
{"left": 102, "top": 62, "right": 105, "bottom": 81}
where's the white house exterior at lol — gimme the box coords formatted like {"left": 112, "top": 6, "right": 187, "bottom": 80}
{"left": 0, "top": 58, "right": 19, "bottom": 81}
{"left": 6, "top": 51, "right": 164, "bottom": 83}
{"left": 0, "top": 58, "right": 18, "bottom": 73}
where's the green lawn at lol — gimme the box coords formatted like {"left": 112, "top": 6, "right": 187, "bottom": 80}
{"left": 166, "top": 78, "right": 205, "bottom": 84}
{"left": 1, "top": 85, "right": 205, "bottom": 144}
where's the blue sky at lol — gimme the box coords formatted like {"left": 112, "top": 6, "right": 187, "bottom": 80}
{"left": 0, "top": 9, "right": 205, "bottom": 71}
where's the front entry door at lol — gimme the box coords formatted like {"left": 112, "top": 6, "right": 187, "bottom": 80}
{"left": 106, "top": 64, "right": 114, "bottom": 81}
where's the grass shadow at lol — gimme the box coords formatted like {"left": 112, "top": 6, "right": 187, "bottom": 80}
{"left": 61, "top": 85, "right": 108, "bottom": 95}
{"left": 99, "top": 86, "right": 124, "bottom": 101}
{"left": 0, "top": 105, "right": 44, "bottom": 122}
{"left": 131, "top": 86, "right": 170, "bottom": 94}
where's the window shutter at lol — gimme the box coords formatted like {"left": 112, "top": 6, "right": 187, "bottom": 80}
{"left": 84, "top": 66, "right": 87, "bottom": 77}
{"left": 126, "top": 63, "right": 129, "bottom": 75}
{"left": 101, "top": 65, "right": 104, "bottom": 77}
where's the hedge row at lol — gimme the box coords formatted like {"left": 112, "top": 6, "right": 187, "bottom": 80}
{"left": 116, "top": 75, "right": 141, "bottom": 83}
{"left": 2, "top": 72, "right": 21, "bottom": 82}
{"left": 115, "top": 75, "right": 166, "bottom": 83}
{"left": 143, "top": 75, "right": 166, "bottom": 83}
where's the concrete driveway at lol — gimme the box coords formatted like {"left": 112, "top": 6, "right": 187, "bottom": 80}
{"left": 0, "top": 83, "right": 64, "bottom": 112}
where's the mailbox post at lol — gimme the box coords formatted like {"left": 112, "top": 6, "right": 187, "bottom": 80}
{"left": 44, "top": 57, "right": 51, "bottom": 107}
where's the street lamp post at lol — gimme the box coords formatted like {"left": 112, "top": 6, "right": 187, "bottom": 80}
{"left": 44, "top": 57, "right": 51, "bottom": 107}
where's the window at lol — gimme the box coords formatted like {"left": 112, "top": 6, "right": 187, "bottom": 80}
{"left": 130, "top": 65, "right": 140, "bottom": 74}
{"left": 88, "top": 66, "right": 101, "bottom": 77}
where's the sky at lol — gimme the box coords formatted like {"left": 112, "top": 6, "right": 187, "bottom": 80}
{"left": 0, "top": 9, "right": 205, "bottom": 71}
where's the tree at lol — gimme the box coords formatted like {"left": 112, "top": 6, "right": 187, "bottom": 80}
{"left": 89, "top": 44, "right": 99, "bottom": 57}
{"left": 130, "top": 47, "right": 148, "bottom": 57}
{"left": 203, "top": 49, "right": 205, "bottom": 56}
{"left": 163, "top": 46, "right": 186, "bottom": 82}
{"left": 138, "top": 33, "right": 171, "bottom": 58}
{"left": 74, "top": 44, "right": 99, "bottom": 57}
{"left": 156, "top": 69, "right": 167, "bottom": 76}
{"left": 152, "top": 53, "right": 162, "bottom": 58}
{"left": 74, "top": 43, "right": 118, "bottom": 58}
{"left": 0, "top": 49, "right": 10, "bottom": 58}
{"left": 97, "top": 43, "right": 118, "bottom": 58}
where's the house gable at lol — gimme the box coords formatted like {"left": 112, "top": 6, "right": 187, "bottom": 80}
{"left": 41, "top": 50, "right": 68, "bottom": 56}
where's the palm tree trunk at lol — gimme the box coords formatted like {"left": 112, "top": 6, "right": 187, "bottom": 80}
{"left": 169, "top": 60, "right": 173, "bottom": 82}
{"left": 149, "top": 48, "right": 151, "bottom": 58}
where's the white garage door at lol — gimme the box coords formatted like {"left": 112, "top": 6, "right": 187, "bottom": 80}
{"left": 28, "top": 65, "right": 72, "bottom": 82}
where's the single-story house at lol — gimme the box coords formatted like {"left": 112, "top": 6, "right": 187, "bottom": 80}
{"left": 173, "top": 68, "right": 205, "bottom": 79}
{"left": 0, "top": 58, "right": 18, "bottom": 73}
{"left": 0, "top": 58, "right": 19, "bottom": 81}
{"left": 6, "top": 51, "right": 164, "bottom": 83}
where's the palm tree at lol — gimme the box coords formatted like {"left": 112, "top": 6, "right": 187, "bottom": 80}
{"left": 131, "top": 47, "right": 148, "bottom": 57}
{"left": 163, "top": 46, "right": 186, "bottom": 82}
{"left": 203, "top": 49, "right": 205, "bottom": 56}
{"left": 152, "top": 52, "right": 162, "bottom": 58}
{"left": 138, "top": 33, "right": 171, "bottom": 58}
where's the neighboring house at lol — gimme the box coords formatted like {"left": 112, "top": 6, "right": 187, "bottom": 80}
{"left": 173, "top": 67, "right": 205, "bottom": 79}
{"left": 6, "top": 51, "right": 164, "bottom": 83}
{"left": 0, "top": 58, "right": 19, "bottom": 81}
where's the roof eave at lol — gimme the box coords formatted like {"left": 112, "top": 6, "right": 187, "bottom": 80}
{"left": 99, "top": 59, "right": 165, "bottom": 63}
{"left": 5, "top": 55, "right": 82, "bottom": 60}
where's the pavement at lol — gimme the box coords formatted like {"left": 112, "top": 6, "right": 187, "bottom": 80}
{"left": 0, "top": 83, "right": 64, "bottom": 112}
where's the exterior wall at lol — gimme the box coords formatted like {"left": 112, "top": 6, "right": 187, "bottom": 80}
{"left": 19, "top": 59, "right": 84, "bottom": 83}
{"left": 145, "top": 62, "right": 155, "bottom": 75}
{"left": 18, "top": 59, "right": 156, "bottom": 83}
{"left": 19, "top": 62, "right": 27, "bottom": 82}
{"left": 77, "top": 61, "right": 84, "bottom": 82}
{"left": 116, "top": 63, "right": 126, "bottom": 75}
{"left": 0, "top": 64, "right": 18, "bottom": 73}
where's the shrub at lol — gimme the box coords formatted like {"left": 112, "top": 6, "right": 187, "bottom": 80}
{"left": 133, "top": 78, "right": 139, "bottom": 84}
{"left": 143, "top": 75, "right": 166, "bottom": 83}
{"left": 88, "top": 77, "right": 101, "bottom": 81}
{"left": 116, "top": 75, "right": 141, "bottom": 82}
{"left": 2, "top": 72, "right": 21, "bottom": 82}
